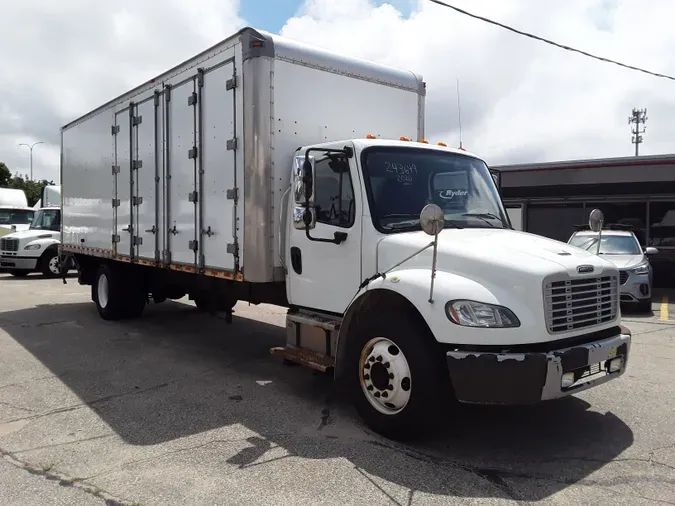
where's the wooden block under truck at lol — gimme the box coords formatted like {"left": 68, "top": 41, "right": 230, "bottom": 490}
{"left": 59, "top": 27, "right": 631, "bottom": 439}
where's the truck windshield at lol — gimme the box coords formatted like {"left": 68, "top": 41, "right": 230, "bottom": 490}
{"left": 0, "top": 209, "right": 35, "bottom": 225}
{"left": 30, "top": 209, "right": 60, "bottom": 231}
{"left": 569, "top": 234, "right": 642, "bottom": 255}
{"left": 361, "top": 147, "right": 508, "bottom": 232}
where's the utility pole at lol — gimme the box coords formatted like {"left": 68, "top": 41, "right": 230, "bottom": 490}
{"left": 18, "top": 141, "right": 44, "bottom": 180}
{"left": 628, "top": 108, "right": 647, "bottom": 156}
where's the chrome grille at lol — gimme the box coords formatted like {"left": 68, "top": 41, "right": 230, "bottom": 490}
{"left": 619, "top": 271, "right": 629, "bottom": 285}
{"left": 0, "top": 238, "right": 18, "bottom": 252}
{"left": 544, "top": 274, "right": 619, "bottom": 334}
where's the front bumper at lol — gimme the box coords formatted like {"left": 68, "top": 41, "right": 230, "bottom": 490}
{"left": 446, "top": 327, "right": 631, "bottom": 404}
{"left": 0, "top": 255, "right": 38, "bottom": 271}
{"left": 619, "top": 271, "right": 651, "bottom": 302}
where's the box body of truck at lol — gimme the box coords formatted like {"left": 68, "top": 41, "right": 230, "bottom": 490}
{"left": 60, "top": 27, "right": 425, "bottom": 283}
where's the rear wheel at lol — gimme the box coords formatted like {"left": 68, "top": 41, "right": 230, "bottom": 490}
{"left": 346, "top": 310, "right": 451, "bottom": 440}
{"left": 638, "top": 297, "right": 652, "bottom": 313}
{"left": 92, "top": 264, "right": 146, "bottom": 320}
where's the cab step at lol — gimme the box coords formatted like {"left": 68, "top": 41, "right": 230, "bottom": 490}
{"left": 270, "top": 346, "right": 335, "bottom": 372}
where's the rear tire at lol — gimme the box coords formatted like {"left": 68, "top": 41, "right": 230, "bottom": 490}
{"left": 92, "top": 264, "right": 146, "bottom": 320}
{"left": 638, "top": 297, "right": 652, "bottom": 314}
{"left": 346, "top": 309, "right": 451, "bottom": 440}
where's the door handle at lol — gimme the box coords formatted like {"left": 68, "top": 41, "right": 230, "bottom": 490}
{"left": 146, "top": 225, "right": 157, "bottom": 234}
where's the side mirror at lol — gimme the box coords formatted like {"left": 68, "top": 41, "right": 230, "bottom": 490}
{"left": 489, "top": 170, "right": 501, "bottom": 192}
{"left": 293, "top": 205, "right": 315, "bottom": 230}
{"left": 645, "top": 246, "right": 659, "bottom": 256}
{"left": 293, "top": 155, "right": 315, "bottom": 204}
{"left": 588, "top": 209, "right": 604, "bottom": 232}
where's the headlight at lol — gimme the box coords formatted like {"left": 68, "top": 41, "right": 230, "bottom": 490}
{"left": 631, "top": 263, "right": 649, "bottom": 275}
{"left": 24, "top": 244, "right": 41, "bottom": 250}
{"left": 445, "top": 300, "right": 520, "bottom": 328}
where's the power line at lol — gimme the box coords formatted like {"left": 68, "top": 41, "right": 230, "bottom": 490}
{"left": 427, "top": 0, "right": 675, "bottom": 82}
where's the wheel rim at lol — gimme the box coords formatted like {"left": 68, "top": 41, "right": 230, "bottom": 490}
{"left": 97, "top": 273, "right": 109, "bottom": 309}
{"left": 359, "top": 337, "right": 412, "bottom": 415}
{"left": 48, "top": 256, "right": 60, "bottom": 275}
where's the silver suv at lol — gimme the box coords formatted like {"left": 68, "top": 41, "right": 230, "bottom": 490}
{"left": 568, "top": 227, "right": 658, "bottom": 313}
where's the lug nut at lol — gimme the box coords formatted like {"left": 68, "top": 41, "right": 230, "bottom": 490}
{"left": 389, "top": 373, "right": 394, "bottom": 379}
{"left": 367, "top": 385, "right": 373, "bottom": 391}
{"left": 382, "top": 391, "right": 388, "bottom": 398}
{"left": 384, "top": 362, "right": 390, "bottom": 368}
{"left": 387, "top": 385, "right": 393, "bottom": 391}
{"left": 376, "top": 356, "right": 383, "bottom": 362}
{"left": 364, "top": 374, "right": 370, "bottom": 380}
{"left": 369, "top": 356, "right": 375, "bottom": 363}
{"left": 374, "top": 392, "right": 381, "bottom": 398}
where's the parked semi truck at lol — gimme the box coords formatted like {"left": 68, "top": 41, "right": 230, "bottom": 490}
{"left": 0, "top": 185, "right": 68, "bottom": 277}
{"left": 0, "top": 188, "right": 34, "bottom": 238}
{"left": 59, "top": 27, "right": 631, "bottom": 439}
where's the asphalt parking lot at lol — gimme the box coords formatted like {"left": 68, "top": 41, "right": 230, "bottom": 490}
{"left": 0, "top": 274, "right": 674, "bottom": 505}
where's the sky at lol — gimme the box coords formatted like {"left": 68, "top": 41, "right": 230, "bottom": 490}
{"left": 1, "top": 0, "right": 674, "bottom": 182}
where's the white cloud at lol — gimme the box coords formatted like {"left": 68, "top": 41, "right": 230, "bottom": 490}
{"left": 1, "top": 0, "right": 674, "bottom": 182}
{"left": 0, "top": 0, "right": 243, "bottom": 181}
{"left": 281, "top": 0, "right": 675, "bottom": 165}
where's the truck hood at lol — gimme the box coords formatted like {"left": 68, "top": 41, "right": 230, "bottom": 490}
{"left": 1, "top": 229, "right": 58, "bottom": 242}
{"left": 594, "top": 254, "right": 645, "bottom": 270}
{"left": 376, "top": 228, "right": 618, "bottom": 284}
{"left": 0, "top": 224, "right": 30, "bottom": 236}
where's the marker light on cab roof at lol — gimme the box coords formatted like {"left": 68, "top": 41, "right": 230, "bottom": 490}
{"left": 437, "top": 142, "right": 447, "bottom": 147}
{"left": 418, "top": 139, "right": 429, "bottom": 144}
{"left": 366, "top": 133, "right": 377, "bottom": 139}
{"left": 399, "top": 136, "right": 411, "bottom": 141}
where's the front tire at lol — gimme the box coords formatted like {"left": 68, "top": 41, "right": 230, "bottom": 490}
{"left": 346, "top": 310, "right": 451, "bottom": 440}
{"left": 40, "top": 250, "right": 61, "bottom": 278}
{"left": 638, "top": 297, "right": 652, "bottom": 314}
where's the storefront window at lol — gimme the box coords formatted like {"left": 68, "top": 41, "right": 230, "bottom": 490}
{"left": 527, "top": 203, "right": 584, "bottom": 242}
{"left": 584, "top": 202, "right": 647, "bottom": 245}
{"left": 649, "top": 202, "right": 675, "bottom": 248}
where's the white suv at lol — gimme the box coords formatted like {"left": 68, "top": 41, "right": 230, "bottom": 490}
{"left": 568, "top": 227, "right": 657, "bottom": 313}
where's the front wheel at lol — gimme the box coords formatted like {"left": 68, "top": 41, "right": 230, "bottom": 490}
{"left": 40, "top": 250, "right": 61, "bottom": 278}
{"left": 347, "top": 311, "right": 451, "bottom": 440}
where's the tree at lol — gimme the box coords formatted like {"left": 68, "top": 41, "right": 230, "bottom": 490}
{"left": 0, "top": 162, "right": 10, "bottom": 187}
{"left": 0, "top": 162, "right": 55, "bottom": 207}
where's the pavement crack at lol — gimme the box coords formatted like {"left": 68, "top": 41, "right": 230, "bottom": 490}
{"left": 0, "top": 400, "right": 35, "bottom": 413}
{"left": 0, "top": 444, "right": 138, "bottom": 506}
{"left": 0, "top": 381, "right": 173, "bottom": 427}
{"left": 82, "top": 433, "right": 293, "bottom": 481}
{"left": 13, "top": 434, "right": 115, "bottom": 455}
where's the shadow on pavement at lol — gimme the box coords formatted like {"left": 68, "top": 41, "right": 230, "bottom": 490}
{"left": 0, "top": 300, "right": 634, "bottom": 501}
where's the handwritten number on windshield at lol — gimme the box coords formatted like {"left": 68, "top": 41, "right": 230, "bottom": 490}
{"left": 385, "top": 162, "right": 418, "bottom": 183}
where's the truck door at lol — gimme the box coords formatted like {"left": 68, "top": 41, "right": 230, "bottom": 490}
{"left": 113, "top": 111, "right": 132, "bottom": 257}
{"left": 286, "top": 147, "right": 363, "bottom": 314}
{"left": 133, "top": 98, "right": 160, "bottom": 261}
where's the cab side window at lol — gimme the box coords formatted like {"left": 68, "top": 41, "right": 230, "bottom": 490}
{"left": 313, "top": 155, "right": 355, "bottom": 228}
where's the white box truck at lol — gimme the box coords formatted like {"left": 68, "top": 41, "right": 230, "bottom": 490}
{"left": 59, "top": 27, "right": 631, "bottom": 439}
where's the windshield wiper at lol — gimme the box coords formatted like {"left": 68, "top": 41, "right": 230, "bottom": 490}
{"left": 461, "top": 212, "right": 505, "bottom": 228}
{"left": 381, "top": 213, "right": 463, "bottom": 230}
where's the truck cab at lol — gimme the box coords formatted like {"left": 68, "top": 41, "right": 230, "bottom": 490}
{"left": 0, "top": 188, "right": 34, "bottom": 238}
{"left": 0, "top": 185, "right": 67, "bottom": 278}
{"left": 280, "top": 137, "right": 631, "bottom": 437}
